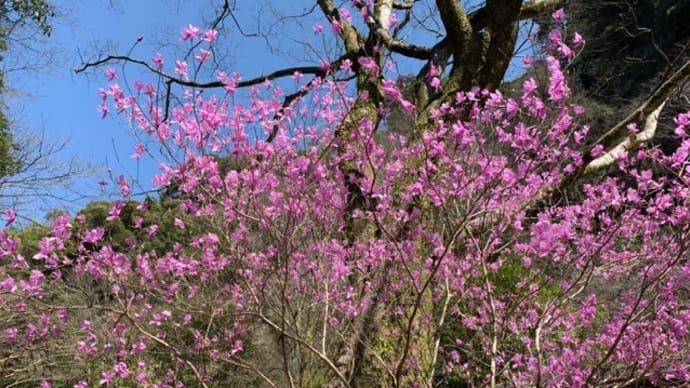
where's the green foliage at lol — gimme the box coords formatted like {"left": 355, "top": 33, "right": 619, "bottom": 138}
{"left": 10, "top": 221, "right": 48, "bottom": 258}
{"left": 0, "top": 112, "right": 20, "bottom": 178}
{"left": 74, "top": 198, "right": 192, "bottom": 256}
{"left": 0, "top": 0, "right": 53, "bottom": 181}
{"left": 0, "top": 0, "right": 54, "bottom": 44}
{"left": 77, "top": 200, "right": 137, "bottom": 249}
{"left": 433, "top": 258, "right": 561, "bottom": 387}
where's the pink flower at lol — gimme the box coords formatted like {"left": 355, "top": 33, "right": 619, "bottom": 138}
{"left": 558, "top": 43, "right": 573, "bottom": 60}
{"left": 180, "top": 24, "right": 201, "bottom": 41}
{"left": 390, "top": 12, "right": 398, "bottom": 28}
{"left": 546, "top": 56, "right": 570, "bottom": 101}
{"left": 100, "top": 370, "right": 115, "bottom": 386}
{"left": 339, "top": 8, "right": 352, "bottom": 22}
{"left": 147, "top": 223, "right": 159, "bottom": 237}
{"left": 174, "top": 218, "right": 185, "bottom": 229}
{"left": 339, "top": 59, "right": 352, "bottom": 72}
{"left": 56, "top": 308, "right": 69, "bottom": 322}
{"left": 381, "top": 79, "right": 402, "bottom": 100}
{"left": 522, "top": 78, "right": 538, "bottom": 96}
{"left": 175, "top": 60, "right": 188, "bottom": 78}
{"left": 230, "top": 339, "right": 243, "bottom": 355}
{"left": 99, "top": 104, "right": 108, "bottom": 119}
{"left": 118, "top": 175, "right": 131, "bottom": 197}
{"left": 506, "top": 98, "right": 519, "bottom": 116}
{"left": 152, "top": 53, "right": 164, "bottom": 69}
{"left": 313, "top": 22, "right": 324, "bottom": 34}
{"left": 572, "top": 32, "right": 585, "bottom": 47}
{"left": 591, "top": 144, "right": 605, "bottom": 157}
{"left": 428, "top": 63, "right": 438, "bottom": 78}
{"left": 674, "top": 111, "right": 690, "bottom": 133}
{"left": 135, "top": 372, "right": 147, "bottom": 384}
{"left": 358, "top": 56, "right": 379, "bottom": 76}
{"left": 132, "top": 143, "right": 146, "bottom": 160}
{"left": 29, "top": 269, "right": 45, "bottom": 287}
{"left": 105, "top": 67, "right": 116, "bottom": 81}
{"left": 430, "top": 77, "right": 441, "bottom": 91}
{"left": 3, "top": 327, "right": 17, "bottom": 343}
{"left": 195, "top": 48, "right": 211, "bottom": 63}
{"left": 400, "top": 100, "right": 415, "bottom": 114}
{"left": 224, "top": 73, "right": 240, "bottom": 94}
{"left": 4, "top": 208, "right": 16, "bottom": 226}
{"left": 320, "top": 59, "right": 331, "bottom": 73}
{"left": 204, "top": 29, "right": 218, "bottom": 42}
{"left": 552, "top": 8, "right": 565, "bottom": 23}
{"left": 114, "top": 362, "right": 130, "bottom": 378}
{"left": 107, "top": 202, "right": 124, "bottom": 222}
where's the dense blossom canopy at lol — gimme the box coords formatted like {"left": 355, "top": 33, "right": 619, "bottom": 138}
{"left": 3, "top": 2, "right": 690, "bottom": 387}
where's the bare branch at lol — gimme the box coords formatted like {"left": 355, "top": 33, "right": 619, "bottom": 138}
{"left": 74, "top": 55, "right": 327, "bottom": 90}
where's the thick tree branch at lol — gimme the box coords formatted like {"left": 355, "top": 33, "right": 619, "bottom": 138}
{"left": 375, "top": 0, "right": 394, "bottom": 32}
{"left": 519, "top": 0, "right": 567, "bottom": 20}
{"left": 477, "top": 0, "right": 523, "bottom": 90}
{"left": 317, "top": 0, "right": 363, "bottom": 53}
{"left": 585, "top": 59, "right": 690, "bottom": 164}
{"left": 435, "top": 0, "right": 472, "bottom": 90}
{"left": 469, "top": 0, "right": 565, "bottom": 30}
{"left": 363, "top": 0, "right": 436, "bottom": 60}
{"left": 388, "top": 40, "right": 436, "bottom": 59}
{"left": 392, "top": 0, "right": 416, "bottom": 9}
{"left": 412, "top": 38, "right": 451, "bottom": 109}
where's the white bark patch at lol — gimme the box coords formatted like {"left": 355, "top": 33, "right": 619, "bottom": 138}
{"left": 375, "top": 0, "right": 393, "bottom": 32}
{"left": 585, "top": 101, "right": 666, "bottom": 173}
